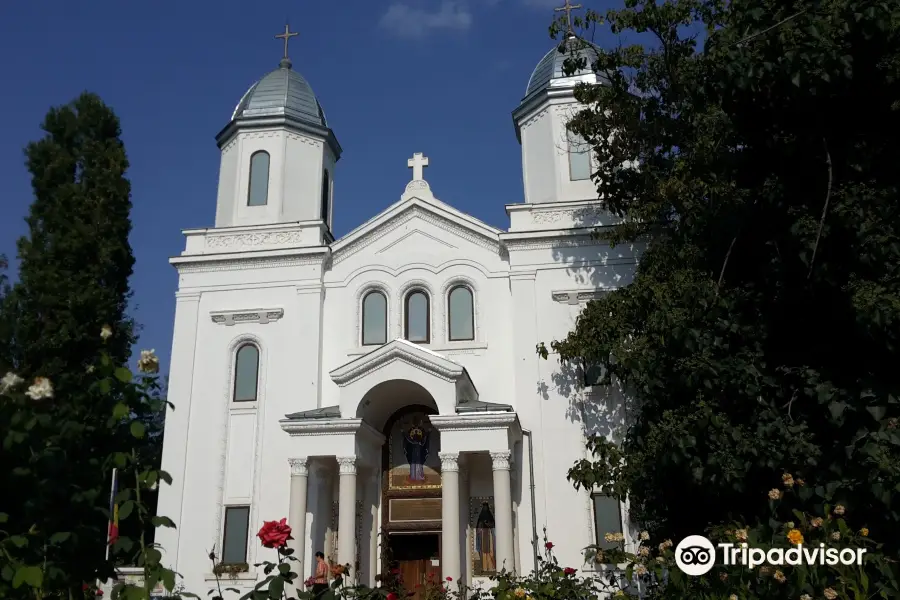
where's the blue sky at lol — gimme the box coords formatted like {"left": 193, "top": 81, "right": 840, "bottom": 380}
{"left": 0, "top": 0, "right": 617, "bottom": 374}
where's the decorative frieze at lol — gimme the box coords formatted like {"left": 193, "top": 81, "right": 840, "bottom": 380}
{"left": 210, "top": 309, "right": 284, "bottom": 326}
{"left": 531, "top": 206, "right": 607, "bottom": 226}
{"left": 550, "top": 290, "right": 609, "bottom": 305}
{"left": 206, "top": 230, "right": 303, "bottom": 249}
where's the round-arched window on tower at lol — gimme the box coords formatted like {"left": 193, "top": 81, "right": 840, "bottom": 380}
{"left": 247, "top": 151, "right": 270, "bottom": 206}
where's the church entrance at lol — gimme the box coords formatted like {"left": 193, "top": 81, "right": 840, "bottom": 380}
{"left": 387, "top": 533, "right": 441, "bottom": 599}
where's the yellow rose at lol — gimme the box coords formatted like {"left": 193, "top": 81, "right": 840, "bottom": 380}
{"left": 860, "top": 527, "right": 869, "bottom": 537}
{"left": 514, "top": 588, "right": 526, "bottom": 599}
{"left": 787, "top": 529, "right": 804, "bottom": 545}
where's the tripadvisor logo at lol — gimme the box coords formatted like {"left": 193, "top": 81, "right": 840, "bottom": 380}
{"left": 675, "top": 535, "right": 867, "bottom": 576}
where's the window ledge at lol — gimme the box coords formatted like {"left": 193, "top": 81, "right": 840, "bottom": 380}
{"left": 203, "top": 571, "right": 258, "bottom": 583}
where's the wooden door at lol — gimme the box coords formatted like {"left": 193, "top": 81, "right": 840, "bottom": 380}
{"left": 388, "top": 533, "right": 441, "bottom": 600}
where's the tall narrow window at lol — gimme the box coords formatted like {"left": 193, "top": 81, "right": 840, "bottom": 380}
{"left": 233, "top": 345, "right": 259, "bottom": 402}
{"left": 405, "top": 290, "right": 430, "bottom": 344}
{"left": 592, "top": 494, "right": 623, "bottom": 551}
{"left": 321, "top": 169, "right": 331, "bottom": 226}
{"left": 362, "top": 291, "right": 387, "bottom": 346}
{"left": 568, "top": 132, "right": 591, "bottom": 181}
{"left": 247, "top": 151, "right": 270, "bottom": 206}
{"left": 222, "top": 506, "right": 251, "bottom": 564}
{"left": 447, "top": 285, "right": 474, "bottom": 341}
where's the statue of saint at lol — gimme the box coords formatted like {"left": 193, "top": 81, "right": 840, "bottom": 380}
{"left": 402, "top": 425, "right": 429, "bottom": 482}
{"left": 474, "top": 502, "right": 496, "bottom": 574}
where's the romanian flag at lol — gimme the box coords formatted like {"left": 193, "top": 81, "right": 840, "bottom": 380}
{"left": 107, "top": 468, "right": 119, "bottom": 546}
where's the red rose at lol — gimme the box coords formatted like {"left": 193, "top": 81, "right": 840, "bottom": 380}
{"left": 82, "top": 584, "right": 90, "bottom": 591}
{"left": 387, "top": 593, "right": 399, "bottom": 600}
{"left": 257, "top": 518, "right": 293, "bottom": 549}
{"left": 564, "top": 567, "right": 577, "bottom": 575}
{"left": 446, "top": 576, "right": 453, "bottom": 582}
{"left": 95, "top": 591, "right": 104, "bottom": 597}
{"left": 545, "top": 541, "right": 554, "bottom": 550}
{"left": 391, "top": 568, "right": 400, "bottom": 575}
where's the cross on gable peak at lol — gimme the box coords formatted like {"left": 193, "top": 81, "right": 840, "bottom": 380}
{"left": 407, "top": 152, "right": 430, "bottom": 182}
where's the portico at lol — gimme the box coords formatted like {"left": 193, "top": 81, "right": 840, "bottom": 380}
{"left": 279, "top": 339, "right": 521, "bottom": 589}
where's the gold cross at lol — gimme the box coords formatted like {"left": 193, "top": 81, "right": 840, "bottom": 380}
{"left": 554, "top": 0, "right": 583, "bottom": 34}
{"left": 275, "top": 23, "right": 299, "bottom": 60}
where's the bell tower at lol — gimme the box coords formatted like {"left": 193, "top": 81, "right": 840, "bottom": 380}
{"left": 512, "top": 2, "right": 604, "bottom": 205}
{"left": 213, "top": 25, "right": 341, "bottom": 244}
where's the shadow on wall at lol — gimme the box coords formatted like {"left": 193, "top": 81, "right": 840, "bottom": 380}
{"left": 537, "top": 205, "right": 641, "bottom": 438}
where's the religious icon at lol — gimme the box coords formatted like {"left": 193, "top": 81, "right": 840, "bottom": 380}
{"left": 402, "top": 424, "right": 430, "bottom": 482}
{"left": 474, "top": 501, "right": 496, "bottom": 575}
{"left": 388, "top": 412, "right": 440, "bottom": 489}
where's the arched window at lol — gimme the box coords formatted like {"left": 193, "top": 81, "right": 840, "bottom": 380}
{"left": 567, "top": 132, "right": 591, "bottom": 181}
{"left": 247, "top": 151, "right": 270, "bottom": 206}
{"left": 321, "top": 169, "right": 331, "bottom": 226}
{"left": 362, "top": 290, "right": 387, "bottom": 346}
{"left": 233, "top": 344, "right": 259, "bottom": 402}
{"left": 404, "top": 290, "right": 430, "bottom": 344}
{"left": 447, "top": 285, "right": 474, "bottom": 341}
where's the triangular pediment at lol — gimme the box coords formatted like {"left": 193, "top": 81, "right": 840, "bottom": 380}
{"left": 330, "top": 195, "right": 502, "bottom": 266}
{"left": 330, "top": 339, "right": 470, "bottom": 387}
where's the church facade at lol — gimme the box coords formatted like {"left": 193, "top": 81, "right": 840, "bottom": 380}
{"left": 154, "top": 29, "right": 639, "bottom": 596}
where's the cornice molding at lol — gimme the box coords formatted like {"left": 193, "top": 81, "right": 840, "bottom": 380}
{"left": 428, "top": 412, "right": 518, "bottom": 431}
{"left": 174, "top": 254, "right": 326, "bottom": 274}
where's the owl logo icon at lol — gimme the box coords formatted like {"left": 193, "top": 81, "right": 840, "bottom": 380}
{"left": 675, "top": 535, "right": 716, "bottom": 576}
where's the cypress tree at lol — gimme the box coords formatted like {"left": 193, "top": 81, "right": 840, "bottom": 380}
{"left": 5, "top": 92, "right": 136, "bottom": 383}
{"left": 0, "top": 92, "right": 138, "bottom": 592}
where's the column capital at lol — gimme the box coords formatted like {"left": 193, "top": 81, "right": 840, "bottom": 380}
{"left": 288, "top": 457, "right": 309, "bottom": 476}
{"left": 337, "top": 456, "right": 357, "bottom": 475}
{"left": 438, "top": 452, "right": 460, "bottom": 473}
{"left": 490, "top": 450, "right": 512, "bottom": 471}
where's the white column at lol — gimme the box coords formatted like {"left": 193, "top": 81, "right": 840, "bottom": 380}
{"left": 288, "top": 458, "right": 309, "bottom": 583}
{"left": 337, "top": 456, "right": 358, "bottom": 579}
{"left": 491, "top": 451, "right": 515, "bottom": 573}
{"left": 439, "top": 452, "right": 461, "bottom": 585}
{"left": 368, "top": 470, "right": 380, "bottom": 586}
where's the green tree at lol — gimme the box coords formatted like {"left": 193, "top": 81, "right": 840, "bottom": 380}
{"left": 543, "top": 0, "right": 900, "bottom": 556}
{"left": 0, "top": 92, "right": 140, "bottom": 594}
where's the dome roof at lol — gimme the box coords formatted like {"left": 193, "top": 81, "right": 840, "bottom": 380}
{"left": 523, "top": 36, "right": 603, "bottom": 99}
{"left": 231, "top": 59, "right": 327, "bottom": 128}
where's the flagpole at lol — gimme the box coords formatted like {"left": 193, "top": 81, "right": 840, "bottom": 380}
{"left": 105, "top": 467, "right": 117, "bottom": 562}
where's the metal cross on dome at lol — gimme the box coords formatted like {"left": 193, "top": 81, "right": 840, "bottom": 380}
{"left": 555, "top": 0, "right": 583, "bottom": 34}
{"left": 407, "top": 152, "right": 429, "bottom": 182}
{"left": 275, "top": 23, "right": 299, "bottom": 60}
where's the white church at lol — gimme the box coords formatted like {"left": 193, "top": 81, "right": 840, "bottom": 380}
{"left": 154, "top": 21, "right": 638, "bottom": 597}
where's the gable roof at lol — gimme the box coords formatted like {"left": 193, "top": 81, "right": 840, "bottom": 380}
{"left": 330, "top": 190, "right": 503, "bottom": 266}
